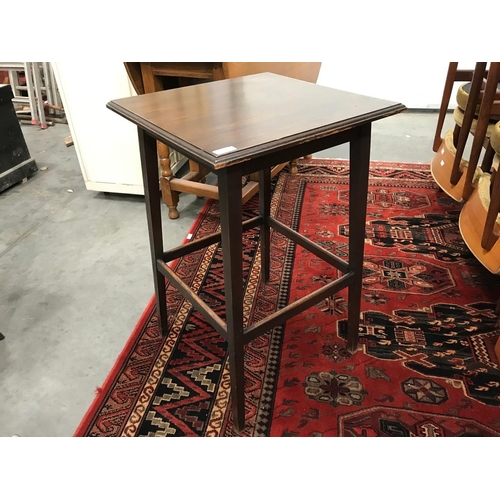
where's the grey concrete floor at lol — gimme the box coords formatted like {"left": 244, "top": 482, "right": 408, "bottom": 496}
{"left": 0, "top": 111, "right": 456, "bottom": 436}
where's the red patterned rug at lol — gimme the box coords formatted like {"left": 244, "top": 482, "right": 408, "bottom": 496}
{"left": 75, "top": 159, "right": 500, "bottom": 437}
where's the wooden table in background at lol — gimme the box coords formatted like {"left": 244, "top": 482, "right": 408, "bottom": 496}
{"left": 108, "top": 73, "right": 405, "bottom": 432}
{"left": 124, "top": 62, "right": 322, "bottom": 218}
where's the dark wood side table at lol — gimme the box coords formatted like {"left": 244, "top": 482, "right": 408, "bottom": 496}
{"left": 107, "top": 73, "right": 406, "bottom": 433}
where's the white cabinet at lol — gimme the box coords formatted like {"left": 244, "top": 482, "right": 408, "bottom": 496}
{"left": 53, "top": 62, "right": 144, "bottom": 195}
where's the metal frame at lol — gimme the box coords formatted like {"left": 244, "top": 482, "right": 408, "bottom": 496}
{"left": 23, "top": 62, "right": 39, "bottom": 125}
{"left": 31, "top": 62, "right": 47, "bottom": 128}
{"left": 0, "top": 62, "right": 62, "bottom": 127}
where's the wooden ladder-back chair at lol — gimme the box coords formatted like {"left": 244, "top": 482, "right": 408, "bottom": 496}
{"left": 431, "top": 63, "right": 500, "bottom": 202}
{"left": 432, "top": 63, "right": 476, "bottom": 153}
{"left": 124, "top": 62, "right": 322, "bottom": 219}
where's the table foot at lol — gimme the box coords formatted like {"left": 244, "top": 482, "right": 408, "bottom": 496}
{"left": 346, "top": 342, "right": 358, "bottom": 355}
{"left": 167, "top": 206, "right": 180, "bottom": 219}
{"left": 232, "top": 409, "right": 246, "bottom": 434}
{"left": 228, "top": 348, "right": 246, "bottom": 434}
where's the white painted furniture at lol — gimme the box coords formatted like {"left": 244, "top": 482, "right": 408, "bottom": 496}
{"left": 53, "top": 62, "right": 145, "bottom": 195}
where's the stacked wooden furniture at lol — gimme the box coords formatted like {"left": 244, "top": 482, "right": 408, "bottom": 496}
{"left": 124, "top": 63, "right": 322, "bottom": 218}
{"left": 432, "top": 62, "right": 500, "bottom": 359}
{"left": 478, "top": 118, "right": 500, "bottom": 359}
{"left": 430, "top": 63, "right": 500, "bottom": 202}
{"left": 454, "top": 63, "right": 500, "bottom": 273}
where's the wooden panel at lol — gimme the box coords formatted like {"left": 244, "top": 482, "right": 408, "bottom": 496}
{"left": 124, "top": 62, "right": 143, "bottom": 94}
{"left": 151, "top": 62, "right": 219, "bottom": 79}
{"left": 108, "top": 73, "right": 405, "bottom": 169}
{"left": 54, "top": 62, "right": 143, "bottom": 192}
{"left": 140, "top": 63, "right": 163, "bottom": 93}
{"left": 222, "top": 62, "right": 321, "bottom": 83}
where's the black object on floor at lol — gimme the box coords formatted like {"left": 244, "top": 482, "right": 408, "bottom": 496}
{"left": 0, "top": 84, "right": 38, "bottom": 193}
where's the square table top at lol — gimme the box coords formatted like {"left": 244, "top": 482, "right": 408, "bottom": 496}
{"left": 108, "top": 72, "right": 406, "bottom": 169}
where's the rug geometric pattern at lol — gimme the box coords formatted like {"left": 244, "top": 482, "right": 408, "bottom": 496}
{"left": 75, "top": 159, "right": 500, "bottom": 437}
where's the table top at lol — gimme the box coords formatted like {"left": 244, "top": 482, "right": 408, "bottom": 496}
{"left": 108, "top": 73, "right": 406, "bottom": 169}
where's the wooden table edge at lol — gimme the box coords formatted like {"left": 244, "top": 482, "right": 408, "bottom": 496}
{"left": 107, "top": 100, "right": 406, "bottom": 170}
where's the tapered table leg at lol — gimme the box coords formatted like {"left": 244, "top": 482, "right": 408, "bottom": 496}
{"left": 218, "top": 169, "right": 246, "bottom": 432}
{"left": 259, "top": 167, "right": 271, "bottom": 283}
{"left": 138, "top": 128, "right": 168, "bottom": 336}
{"left": 347, "top": 124, "right": 371, "bottom": 354}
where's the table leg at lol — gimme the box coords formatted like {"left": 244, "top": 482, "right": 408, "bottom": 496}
{"left": 347, "top": 124, "right": 371, "bottom": 354}
{"left": 218, "top": 169, "right": 246, "bottom": 432}
{"left": 259, "top": 167, "right": 271, "bottom": 282}
{"left": 138, "top": 129, "right": 168, "bottom": 336}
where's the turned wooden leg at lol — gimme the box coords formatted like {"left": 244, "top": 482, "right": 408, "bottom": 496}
{"left": 158, "top": 141, "right": 180, "bottom": 219}
{"left": 481, "top": 142, "right": 496, "bottom": 173}
{"left": 290, "top": 155, "right": 312, "bottom": 175}
{"left": 453, "top": 124, "right": 461, "bottom": 148}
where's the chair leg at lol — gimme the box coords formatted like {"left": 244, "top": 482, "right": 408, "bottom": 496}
{"left": 481, "top": 142, "right": 496, "bottom": 173}
{"left": 434, "top": 62, "right": 459, "bottom": 152}
{"left": 463, "top": 63, "right": 500, "bottom": 201}
{"left": 453, "top": 124, "right": 461, "bottom": 147}
{"left": 450, "top": 62, "right": 487, "bottom": 185}
{"left": 158, "top": 142, "right": 180, "bottom": 219}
